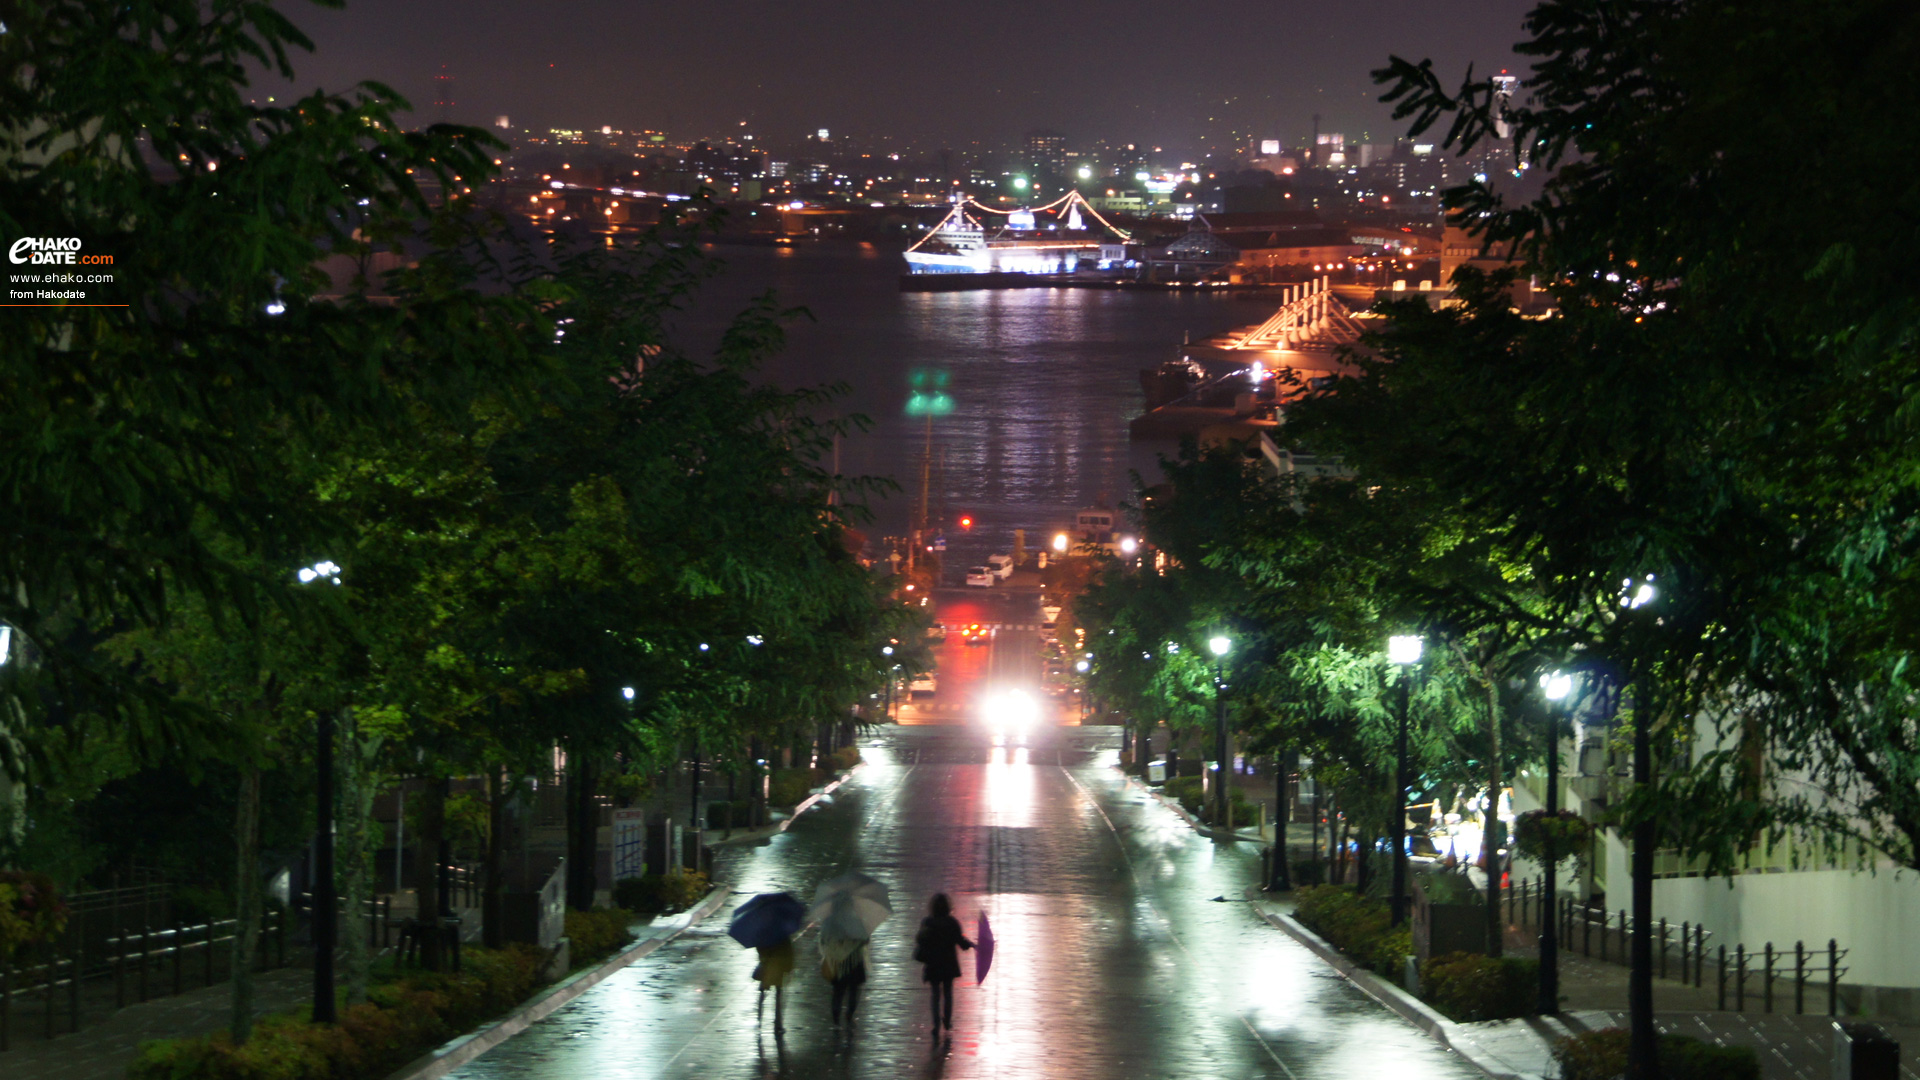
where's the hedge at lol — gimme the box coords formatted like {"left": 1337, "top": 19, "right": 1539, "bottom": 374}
{"left": 610, "top": 868, "right": 710, "bottom": 917}
{"left": 1291, "top": 885, "right": 1411, "bottom": 978}
{"left": 564, "top": 907, "right": 637, "bottom": 968}
{"left": 1554, "top": 1028, "right": 1760, "bottom": 1080}
{"left": 128, "top": 945, "right": 545, "bottom": 1080}
{"left": 1160, "top": 776, "right": 1256, "bottom": 826}
{"left": 1419, "top": 951, "right": 1538, "bottom": 1022}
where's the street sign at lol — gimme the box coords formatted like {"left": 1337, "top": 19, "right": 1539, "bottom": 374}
{"left": 612, "top": 809, "right": 646, "bottom": 881}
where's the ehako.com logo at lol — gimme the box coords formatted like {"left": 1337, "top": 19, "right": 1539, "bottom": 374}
{"left": 10, "top": 237, "right": 112, "bottom": 266}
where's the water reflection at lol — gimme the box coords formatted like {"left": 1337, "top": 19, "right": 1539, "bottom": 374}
{"left": 679, "top": 246, "right": 1282, "bottom": 577}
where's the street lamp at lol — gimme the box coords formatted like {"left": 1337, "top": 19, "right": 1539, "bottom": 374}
{"left": 295, "top": 560, "right": 340, "bottom": 1023}
{"left": 1537, "top": 670, "right": 1572, "bottom": 1014}
{"left": 881, "top": 646, "right": 897, "bottom": 723}
{"left": 1387, "top": 634, "right": 1423, "bottom": 927}
{"left": 1209, "top": 635, "right": 1232, "bottom": 834}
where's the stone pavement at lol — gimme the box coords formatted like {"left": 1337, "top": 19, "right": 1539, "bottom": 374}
{"left": 442, "top": 726, "right": 1482, "bottom": 1079}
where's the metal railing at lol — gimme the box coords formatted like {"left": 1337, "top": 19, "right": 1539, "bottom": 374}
{"left": 1499, "top": 876, "right": 1848, "bottom": 1016}
{"left": 0, "top": 907, "right": 290, "bottom": 1050}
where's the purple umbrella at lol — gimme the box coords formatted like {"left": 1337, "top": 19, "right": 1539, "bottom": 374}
{"left": 975, "top": 912, "right": 995, "bottom": 984}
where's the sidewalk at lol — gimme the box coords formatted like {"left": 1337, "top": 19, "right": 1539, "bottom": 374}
{"left": 1, "top": 898, "right": 729, "bottom": 1080}
{"left": 1245, "top": 890, "right": 1920, "bottom": 1080}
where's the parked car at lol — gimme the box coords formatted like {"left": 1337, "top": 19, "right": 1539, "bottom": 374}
{"left": 987, "top": 553, "right": 1014, "bottom": 580}
{"left": 909, "top": 673, "right": 937, "bottom": 697}
{"left": 926, "top": 623, "right": 947, "bottom": 643}
{"left": 966, "top": 566, "right": 995, "bottom": 587}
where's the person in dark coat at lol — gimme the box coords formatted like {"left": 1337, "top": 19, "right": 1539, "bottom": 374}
{"left": 914, "top": 892, "right": 973, "bottom": 1035}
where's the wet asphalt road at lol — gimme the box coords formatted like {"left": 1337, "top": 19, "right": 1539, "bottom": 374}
{"left": 446, "top": 728, "right": 1479, "bottom": 1080}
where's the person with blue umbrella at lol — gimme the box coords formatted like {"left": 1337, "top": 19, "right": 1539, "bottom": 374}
{"left": 730, "top": 892, "right": 806, "bottom": 1035}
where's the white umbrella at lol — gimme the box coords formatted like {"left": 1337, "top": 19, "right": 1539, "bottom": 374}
{"left": 809, "top": 872, "right": 892, "bottom": 940}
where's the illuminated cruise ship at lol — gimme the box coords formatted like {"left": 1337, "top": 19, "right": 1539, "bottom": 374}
{"left": 903, "top": 191, "right": 1126, "bottom": 275}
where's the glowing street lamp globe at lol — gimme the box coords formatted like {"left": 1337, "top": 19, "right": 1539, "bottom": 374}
{"left": 1387, "top": 635, "right": 1423, "bottom": 665}
{"left": 1208, "top": 635, "right": 1231, "bottom": 658}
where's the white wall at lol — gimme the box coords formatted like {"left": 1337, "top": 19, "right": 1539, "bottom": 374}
{"left": 1655, "top": 868, "right": 1920, "bottom": 989}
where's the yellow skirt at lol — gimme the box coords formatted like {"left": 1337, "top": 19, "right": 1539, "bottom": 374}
{"left": 753, "top": 940, "right": 796, "bottom": 988}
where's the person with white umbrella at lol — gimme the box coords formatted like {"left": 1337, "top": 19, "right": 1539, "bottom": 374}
{"left": 809, "top": 872, "right": 892, "bottom": 1028}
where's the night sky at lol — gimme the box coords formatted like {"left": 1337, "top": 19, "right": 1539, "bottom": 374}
{"left": 272, "top": 0, "right": 1541, "bottom": 152}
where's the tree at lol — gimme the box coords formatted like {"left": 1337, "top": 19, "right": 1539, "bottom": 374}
{"left": 1365, "top": 0, "right": 1920, "bottom": 1069}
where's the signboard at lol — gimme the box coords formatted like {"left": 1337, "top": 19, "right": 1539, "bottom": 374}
{"left": 933, "top": 536, "right": 947, "bottom": 552}
{"left": 612, "top": 809, "right": 646, "bottom": 882}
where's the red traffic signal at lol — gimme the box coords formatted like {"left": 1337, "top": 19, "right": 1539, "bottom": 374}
{"left": 959, "top": 515, "right": 973, "bottom": 530}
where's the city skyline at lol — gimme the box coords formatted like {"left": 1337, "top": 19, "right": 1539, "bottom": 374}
{"left": 272, "top": 0, "right": 1541, "bottom": 151}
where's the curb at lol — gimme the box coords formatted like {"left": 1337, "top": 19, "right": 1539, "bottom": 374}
{"left": 779, "top": 762, "right": 861, "bottom": 832}
{"left": 1116, "top": 767, "right": 1259, "bottom": 843}
{"left": 386, "top": 885, "right": 733, "bottom": 1080}
{"left": 1243, "top": 887, "right": 1542, "bottom": 1080}
{"left": 704, "top": 762, "right": 863, "bottom": 847}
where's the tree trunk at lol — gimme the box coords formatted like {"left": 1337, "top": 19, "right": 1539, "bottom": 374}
{"left": 338, "top": 712, "right": 374, "bottom": 1005}
{"left": 1484, "top": 678, "right": 1505, "bottom": 958}
{"left": 565, "top": 754, "right": 598, "bottom": 911}
{"left": 230, "top": 764, "right": 262, "bottom": 1044}
{"left": 484, "top": 766, "right": 506, "bottom": 947}
{"left": 413, "top": 778, "right": 447, "bottom": 970}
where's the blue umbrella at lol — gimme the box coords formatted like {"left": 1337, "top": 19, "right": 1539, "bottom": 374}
{"left": 728, "top": 892, "right": 807, "bottom": 949}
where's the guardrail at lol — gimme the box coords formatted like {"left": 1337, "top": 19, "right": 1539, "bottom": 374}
{"left": 0, "top": 907, "right": 291, "bottom": 1050}
{"left": 1499, "top": 877, "right": 1847, "bottom": 1016}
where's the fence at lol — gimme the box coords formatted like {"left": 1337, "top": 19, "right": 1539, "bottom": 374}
{"left": 292, "top": 894, "right": 400, "bottom": 950}
{"left": 1499, "top": 876, "right": 1848, "bottom": 1017}
{"left": 0, "top": 907, "right": 291, "bottom": 1051}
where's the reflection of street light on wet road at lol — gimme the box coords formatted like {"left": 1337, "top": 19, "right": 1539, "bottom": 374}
{"left": 1387, "top": 634, "right": 1423, "bottom": 927}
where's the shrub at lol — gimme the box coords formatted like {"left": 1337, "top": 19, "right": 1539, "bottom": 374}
{"left": 1661, "top": 1034, "right": 1762, "bottom": 1080}
{"left": 1163, "top": 776, "right": 1203, "bottom": 815}
{"left": 564, "top": 907, "right": 636, "bottom": 967}
{"left": 705, "top": 799, "right": 756, "bottom": 829}
{"left": 611, "top": 876, "right": 648, "bottom": 913}
{"left": 127, "top": 943, "right": 546, "bottom": 1080}
{"left": 826, "top": 746, "right": 860, "bottom": 772}
{"left": 1554, "top": 1027, "right": 1630, "bottom": 1080}
{"left": 768, "top": 768, "right": 816, "bottom": 808}
{"left": 1419, "top": 951, "right": 1539, "bottom": 1021}
{"left": 1289, "top": 859, "right": 1327, "bottom": 886}
{"left": 1292, "top": 885, "right": 1412, "bottom": 978}
{"left": 1552, "top": 1028, "right": 1761, "bottom": 1080}
{"left": 612, "top": 868, "right": 711, "bottom": 916}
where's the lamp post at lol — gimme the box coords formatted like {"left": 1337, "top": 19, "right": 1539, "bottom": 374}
{"left": 882, "top": 645, "right": 896, "bottom": 722}
{"left": 1537, "top": 670, "right": 1572, "bottom": 1014}
{"left": 296, "top": 560, "right": 341, "bottom": 1023}
{"left": 1387, "top": 634, "right": 1423, "bottom": 927}
{"left": 1622, "top": 576, "right": 1657, "bottom": 1080}
{"left": 1209, "top": 635, "right": 1231, "bottom": 834}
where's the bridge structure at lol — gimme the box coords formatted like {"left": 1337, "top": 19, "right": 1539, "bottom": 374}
{"left": 1214, "top": 275, "right": 1366, "bottom": 352}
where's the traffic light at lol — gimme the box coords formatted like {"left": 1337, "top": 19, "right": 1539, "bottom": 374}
{"left": 959, "top": 515, "right": 973, "bottom": 530}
